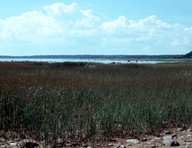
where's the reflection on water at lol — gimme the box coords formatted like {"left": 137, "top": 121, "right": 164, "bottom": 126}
{"left": 0, "top": 58, "right": 173, "bottom": 64}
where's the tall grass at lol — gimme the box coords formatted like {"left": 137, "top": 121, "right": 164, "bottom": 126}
{"left": 0, "top": 62, "right": 192, "bottom": 143}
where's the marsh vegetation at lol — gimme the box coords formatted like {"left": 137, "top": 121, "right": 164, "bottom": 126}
{"left": 0, "top": 61, "right": 192, "bottom": 144}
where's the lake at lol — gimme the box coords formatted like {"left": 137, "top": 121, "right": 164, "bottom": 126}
{"left": 0, "top": 57, "right": 174, "bottom": 64}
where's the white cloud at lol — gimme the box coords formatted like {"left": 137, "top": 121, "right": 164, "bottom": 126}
{"left": 100, "top": 16, "right": 128, "bottom": 33}
{"left": 69, "top": 29, "right": 97, "bottom": 36}
{"left": 100, "top": 15, "right": 192, "bottom": 54}
{"left": 184, "top": 27, "right": 192, "bottom": 34}
{"left": 0, "top": 3, "right": 192, "bottom": 55}
{"left": 44, "top": 2, "right": 78, "bottom": 15}
{"left": 0, "top": 2, "right": 101, "bottom": 43}
{"left": 74, "top": 10, "right": 100, "bottom": 28}
{"left": 0, "top": 10, "right": 62, "bottom": 42}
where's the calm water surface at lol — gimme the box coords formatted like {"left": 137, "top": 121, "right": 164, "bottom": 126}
{"left": 0, "top": 58, "right": 169, "bottom": 64}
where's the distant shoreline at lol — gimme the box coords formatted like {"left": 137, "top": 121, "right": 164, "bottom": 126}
{"left": 0, "top": 54, "right": 184, "bottom": 60}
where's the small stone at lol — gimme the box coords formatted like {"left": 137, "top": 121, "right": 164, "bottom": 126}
{"left": 162, "top": 135, "right": 173, "bottom": 146}
{"left": 163, "top": 135, "right": 172, "bottom": 140}
{"left": 9, "top": 142, "right": 17, "bottom": 146}
{"left": 118, "top": 145, "right": 126, "bottom": 148}
{"left": 17, "top": 139, "right": 39, "bottom": 147}
{"left": 176, "top": 128, "right": 183, "bottom": 131}
{"left": 163, "top": 138, "right": 172, "bottom": 146}
{"left": 178, "top": 136, "right": 184, "bottom": 140}
{"left": 65, "top": 142, "right": 72, "bottom": 147}
{"left": 107, "top": 143, "right": 114, "bottom": 147}
{"left": 163, "top": 136, "right": 180, "bottom": 147}
{"left": 187, "top": 128, "right": 192, "bottom": 133}
{"left": 172, "top": 134, "right": 177, "bottom": 138}
{"left": 186, "top": 142, "right": 192, "bottom": 147}
{"left": 109, "top": 138, "right": 118, "bottom": 142}
{"left": 82, "top": 143, "right": 88, "bottom": 147}
{"left": 165, "top": 130, "right": 172, "bottom": 135}
{"left": 170, "top": 140, "right": 180, "bottom": 146}
{"left": 185, "top": 137, "right": 192, "bottom": 142}
{"left": 153, "top": 137, "right": 161, "bottom": 140}
{"left": 188, "top": 134, "right": 192, "bottom": 137}
{"left": 126, "top": 139, "right": 140, "bottom": 145}
{"left": 146, "top": 139, "right": 155, "bottom": 145}
{"left": 56, "top": 138, "right": 63, "bottom": 144}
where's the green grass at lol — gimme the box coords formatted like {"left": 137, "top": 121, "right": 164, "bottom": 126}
{"left": 0, "top": 62, "right": 192, "bottom": 143}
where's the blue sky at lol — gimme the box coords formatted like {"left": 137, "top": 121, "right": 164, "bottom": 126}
{"left": 0, "top": 0, "right": 192, "bottom": 55}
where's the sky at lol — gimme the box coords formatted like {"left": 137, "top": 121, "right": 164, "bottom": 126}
{"left": 0, "top": 0, "right": 192, "bottom": 55}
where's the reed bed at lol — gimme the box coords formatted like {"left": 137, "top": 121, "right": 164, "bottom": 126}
{"left": 0, "top": 61, "right": 192, "bottom": 143}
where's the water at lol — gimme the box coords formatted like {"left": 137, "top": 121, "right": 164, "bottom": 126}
{"left": 0, "top": 57, "right": 168, "bottom": 64}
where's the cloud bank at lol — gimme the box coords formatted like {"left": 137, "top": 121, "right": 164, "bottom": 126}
{"left": 0, "top": 2, "right": 192, "bottom": 55}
